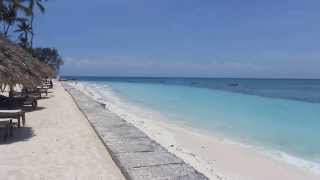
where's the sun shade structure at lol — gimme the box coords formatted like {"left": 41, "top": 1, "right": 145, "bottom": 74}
{"left": 0, "top": 36, "right": 55, "bottom": 88}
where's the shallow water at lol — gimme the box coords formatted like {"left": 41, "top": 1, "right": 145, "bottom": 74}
{"left": 66, "top": 76, "right": 320, "bottom": 173}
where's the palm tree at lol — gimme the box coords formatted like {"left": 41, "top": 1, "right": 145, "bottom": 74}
{"left": 12, "top": 0, "right": 29, "bottom": 13}
{"left": 0, "top": 0, "right": 29, "bottom": 37}
{"left": 15, "top": 19, "right": 32, "bottom": 48}
{"left": 26, "top": 0, "right": 45, "bottom": 48}
{"left": 0, "top": 4, "right": 17, "bottom": 37}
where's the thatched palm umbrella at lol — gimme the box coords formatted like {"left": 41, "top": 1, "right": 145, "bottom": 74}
{"left": 0, "top": 64, "right": 20, "bottom": 89}
{"left": 0, "top": 51, "right": 38, "bottom": 88}
{"left": 44, "top": 63, "right": 55, "bottom": 78}
{"left": 0, "top": 36, "right": 55, "bottom": 89}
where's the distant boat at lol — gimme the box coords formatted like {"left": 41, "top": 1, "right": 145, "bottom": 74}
{"left": 229, "top": 83, "right": 239, "bottom": 87}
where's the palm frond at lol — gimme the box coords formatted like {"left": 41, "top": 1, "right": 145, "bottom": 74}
{"left": 36, "top": 1, "right": 45, "bottom": 13}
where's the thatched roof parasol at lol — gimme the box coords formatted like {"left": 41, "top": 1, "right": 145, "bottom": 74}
{"left": 0, "top": 49, "right": 39, "bottom": 87}
{"left": 41, "top": 64, "right": 56, "bottom": 79}
{"left": 0, "top": 36, "right": 55, "bottom": 88}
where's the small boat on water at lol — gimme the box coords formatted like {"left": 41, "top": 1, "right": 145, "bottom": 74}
{"left": 229, "top": 83, "right": 239, "bottom": 87}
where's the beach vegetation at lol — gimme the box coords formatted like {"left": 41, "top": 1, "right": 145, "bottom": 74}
{"left": 31, "top": 47, "right": 64, "bottom": 73}
{"left": 0, "top": 0, "right": 45, "bottom": 48}
{"left": 14, "top": 18, "right": 32, "bottom": 48}
{"left": 25, "top": 0, "right": 46, "bottom": 48}
{"left": 0, "top": 3, "right": 18, "bottom": 37}
{"left": 0, "top": 0, "right": 64, "bottom": 75}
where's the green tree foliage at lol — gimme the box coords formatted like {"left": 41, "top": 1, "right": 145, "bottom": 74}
{"left": 0, "top": 3, "right": 18, "bottom": 36}
{"left": 14, "top": 19, "right": 32, "bottom": 48}
{"left": 0, "top": 0, "right": 63, "bottom": 73}
{"left": 26, "top": 0, "right": 46, "bottom": 47}
{"left": 31, "top": 47, "right": 64, "bottom": 73}
{"left": 0, "top": 1, "right": 64, "bottom": 75}
{"left": 0, "top": 0, "right": 46, "bottom": 47}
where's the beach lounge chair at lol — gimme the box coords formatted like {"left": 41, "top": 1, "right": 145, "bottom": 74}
{"left": 1, "top": 95, "right": 37, "bottom": 110}
{"left": 42, "top": 79, "right": 53, "bottom": 89}
{"left": 14, "top": 91, "right": 41, "bottom": 101}
{"left": 36, "top": 87, "right": 49, "bottom": 96}
{"left": 0, "top": 109, "right": 25, "bottom": 127}
{"left": 18, "top": 96, "right": 37, "bottom": 109}
{"left": 0, "top": 119, "right": 13, "bottom": 141}
{"left": 21, "top": 88, "right": 42, "bottom": 99}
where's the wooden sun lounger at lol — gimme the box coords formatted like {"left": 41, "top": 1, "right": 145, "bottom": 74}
{"left": 30, "top": 91, "right": 42, "bottom": 99}
{"left": 20, "top": 89, "right": 42, "bottom": 99}
{"left": 2, "top": 94, "right": 38, "bottom": 109}
{"left": 42, "top": 80, "right": 53, "bottom": 89}
{"left": 0, "top": 110, "right": 25, "bottom": 127}
{"left": 37, "top": 88, "right": 48, "bottom": 96}
{"left": 21, "top": 97, "right": 38, "bottom": 109}
{"left": 42, "top": 84, "right": 51, "bottom": 88}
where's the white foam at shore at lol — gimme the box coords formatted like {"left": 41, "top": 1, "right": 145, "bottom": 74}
{"left": 68, "top": 81, "right": 320, "bottom": 178}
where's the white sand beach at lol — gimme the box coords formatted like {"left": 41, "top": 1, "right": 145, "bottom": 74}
{"left": 0, "top": 82, "right": 125, "bottom": 180}
{"left": 72, "top": 82, "right": 320, "bottom": 180}
{"left": 135, "top": 119, "right": 320, "bottom": 180}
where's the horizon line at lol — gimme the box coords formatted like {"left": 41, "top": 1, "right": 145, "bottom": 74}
{"left": 60, "top": 75, "right": 320, "bottom": 80}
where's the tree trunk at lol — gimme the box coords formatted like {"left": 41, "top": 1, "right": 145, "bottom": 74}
{"left": 24, "top": 31, "right": 28, "bottom": 48}
{"left": 30, "top": 14, "right": 34, "bottom": 48}
{"left": 4, "top": 23, "right": 10, "bottom": 37}
{"left": 2, "top": 23, "right": 6, "bottom": 35}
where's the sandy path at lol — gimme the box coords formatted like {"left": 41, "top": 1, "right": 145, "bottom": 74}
{"left": 0, "top": 82, "right": 125, "bottom": 180}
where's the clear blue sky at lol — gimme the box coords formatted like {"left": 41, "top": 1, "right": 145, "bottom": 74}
{"left": 34, "top": 0, "right": 320, "bottom": 78}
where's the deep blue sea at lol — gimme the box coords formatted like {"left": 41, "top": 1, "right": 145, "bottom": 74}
{"left": 64, "top": 76, "right": 320, "bottom": 172}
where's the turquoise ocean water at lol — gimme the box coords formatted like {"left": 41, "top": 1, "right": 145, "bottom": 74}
{"left": 66, "top": 76, "right": 320, "bottom": 172}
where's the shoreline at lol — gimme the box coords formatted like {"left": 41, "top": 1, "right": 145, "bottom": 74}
{"left": 63, "top": 82, "right": 209, "bottom": 179}
{"left": 69, "top": 81, "right": 320, "bottom": 180}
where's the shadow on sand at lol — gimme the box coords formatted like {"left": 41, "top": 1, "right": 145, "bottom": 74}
{"left": 22, "top": 106, "right": 46, "bottom": 112}
{"left": 0, "top": 126, "right": 35, "bottom": 144}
